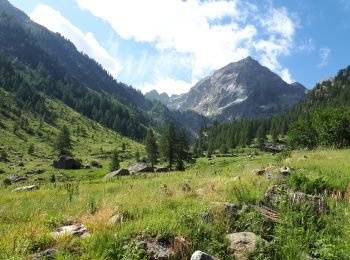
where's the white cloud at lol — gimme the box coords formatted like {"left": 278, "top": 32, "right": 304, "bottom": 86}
{"left": 30, "top": 5, "right": 122, "bottom": 77}
{"left": 318, "top": 47, "right": 331, "bottom": 68}
{"left": 140, "top": 78, "right": 196, "bottom": 96}
{"left": 73, "top": 0, "right": 297, "bottom": 93}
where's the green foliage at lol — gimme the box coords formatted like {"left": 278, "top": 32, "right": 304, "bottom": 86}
{"left": 64, "top": 182, "right": 80, "bottom": 202}
{"left": 144, "top": 129, "right": 158, "bottom": 167}
{"left": 55, "top": 125, "right": 73, "bottom": 156}
{"left": 109, "top": 149, "right": 120, "bottom": 172}
{"left": 288, "top": 119, "right": 318, "bottom": 149}
{"left": 0, "top": 149, "right": 8, "bottom": 162}
{"left": 159, "top": 122, "right": 177, "bottom": 169}
{"left": 27, "top": 144, "right": 34, "bottom": 155}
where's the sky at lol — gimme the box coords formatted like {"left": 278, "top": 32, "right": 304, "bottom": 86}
{"left": 8, "top": 0, "right": 350, "bottom": 95}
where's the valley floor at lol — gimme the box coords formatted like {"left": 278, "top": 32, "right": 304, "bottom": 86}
{"left": 0, "top": 149, "right": 350, "bottom": 259}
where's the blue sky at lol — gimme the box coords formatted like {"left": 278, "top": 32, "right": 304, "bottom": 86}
{"left": 8, "top": 0, "right": 350, "bottom": 95}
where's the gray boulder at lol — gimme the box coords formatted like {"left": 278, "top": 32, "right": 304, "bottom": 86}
{"left": 32, "top": 248, "right": 57, "bottom": 260}
{"left": 51, "top": 224, "right": 89, "bottom": 237}
{"left": 12, "top": 185, "right": 37, "bottom": 192}
{"left": 154, "top": 167, "right": 170, "bottom": 173}
{"left": 53, "top": 155, "right": 81, "bottom": 169}
{"left": 226, "top": 232, "right": 257, "bottom": 260}
{"left": 4, "top": 174, "right": 27, "bottom": 184}
{"left": 190, "top": 250, "right": 218, "bottom": 260}
{"left": 128, "top": 162, "right": 154, "bottom": 174}
{"left": 104, "top": 169, "right": 130, "bottom": 179}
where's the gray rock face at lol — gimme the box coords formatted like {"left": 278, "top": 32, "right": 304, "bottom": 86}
{"left": 128, "top": 162, "right": 154, "bottom": 174}
{"left": 190, "top": 250, "right": 218, "bottom": 260}
{"left": 145, "top": 90, "right": 171, "bottom": 104}
{"left": 104, "top": 169, "right": 130, "bottom": 179}
{"left": 226, "top": 232, "right": 257, "bottom": 260}
{"left": 12, "top": 185, "right": 37, "bottom": 192}
{"left": 53, "top": 155, "right": 81, "bottom": 169}
{"left": 32, "top": 248, "right": 57, "bottom": 260}
{"left": 164, "top": 57, "right": 306, "bottom": 120}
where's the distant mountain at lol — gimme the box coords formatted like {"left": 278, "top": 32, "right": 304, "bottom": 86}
{"left": 151, "top": 57, "right": 307, "bottom": 120}
{"left": 0, "top": 0, "right": 204, "bottom": 136}
{"left": 145, "top": 90, "right": 171, "bottom": 104}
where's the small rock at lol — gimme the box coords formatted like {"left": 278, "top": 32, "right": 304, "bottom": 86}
{"left": 32, "top": 248, "right": 57, "bottom": 260}
{"left": 251, "top": 169, "right": 265, "bottom": 176}
{"left": 4, "top": 174, "right": 27, "bottom": 184}
{"left": 12, "top": 185, "right": 37, "bottom": 192}
{"left": 190, "top": 250, "right": 218, "bottom": 260}
{"left": 233, "top": 176, "right": 241, "bottom": 181}
{"left": 51, "top": 224, "right": 89, "bottom": 237}
{"left": 226, "top": 232, "right": 257, "bottom": 260}
{"left": 154, "top": 167, "right": 170, "bottom": 173}
{"left": 104, "top": 169, "right": 130, "bottom": 179}
{"left": 108, "top": 214, "right": 123, "bottom": 225}
{"left": 280, "top": 166, "right": 291, "bottom": 175}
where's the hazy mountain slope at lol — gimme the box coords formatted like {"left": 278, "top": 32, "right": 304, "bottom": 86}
{"left": 166, "top": 57, "right": 307, "bottom": 120}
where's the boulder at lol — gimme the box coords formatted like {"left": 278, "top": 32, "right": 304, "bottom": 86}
{"left": 12, "top": 185, "right": 37, "bottom": 192}
{"left": 154, "top": 167, "right": 170, "bottom": 173}
{"left": 280, "top": 166, "right": 291, "bottom": 175}
{"left": 90, "top": 161, "right": 102, "bottom": 168}
{"left": 104, "top": 169, "right": 130, "bottom": 179}
{"left": 4, "top": 174, "right": 27, "bottom": 184}
{"left": 128, "top": 162, "right": 155, "bottom": 174}
{"left": 108, "top": 214, "right": 123, "bottom": 225}
{"left": 51, "top": 224, "right": 89, "bottom": 237}
{"left": 32, "top": 248, "right": 57, "bottom": 260}
{"left": 226, "top": 232, "right": 257, "bottom": 260}
{"left": 264, "top": 185, "right": 328, "bottom": 213}
{"left": 53, "top": 155, "right": 81, "bottom": 169}
{"left": 190, "top": 250, "right": 218, "bottom": 260}
{"left": 251, "top": 169, "right": 265, "bottom": 176}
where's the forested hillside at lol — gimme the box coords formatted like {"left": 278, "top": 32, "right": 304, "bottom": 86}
{"left": 197, "top": 65, "right": 350, "bottom": 151}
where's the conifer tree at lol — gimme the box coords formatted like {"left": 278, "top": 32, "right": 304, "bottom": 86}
{"left": 159, "top": 122, "right": 177, "bottom": 169}
{"left": 55, "top": 125, "right": 72, "bottom": 155}
{"left": 145, "top": 129, "right": 158, "bottom": 167}
{"left": 109, "top": 149, "right": 120, "bottom": 172}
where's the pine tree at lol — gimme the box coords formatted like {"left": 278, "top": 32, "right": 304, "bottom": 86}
{"left": 145, "top": 129, "right": 158, "bottom": 167}
{"left": 159, "top": 122, "right": 177, "bottom": 169}
{"left": 177, "top": 128, "right": 189, "bottom": 170}
{"left": 55, "top": 125, "right": 72, "bottom": 155}
{"left": 109, "top": 149, "right": 120, "bottom": 172}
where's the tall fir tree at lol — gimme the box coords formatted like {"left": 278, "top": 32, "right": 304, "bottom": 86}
{"left": 145, "top": 129, "right": 158, "bottom": 167}
{"left": 55, "top": 125, "right": 72, "bottom": 155}
{"left": 159, "top": 122, "right": 177, "bottom": 169}
{"left": 176, "top": 128, "right": 189, "bottom": 170}
{"left": 109, "top": 149, "right": 120, "bottom": 172}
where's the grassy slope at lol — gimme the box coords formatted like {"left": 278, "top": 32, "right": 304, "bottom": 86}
{"left": 0, "top": 143, "right": 349, "bottom": 258}
{"left": 0, "top": 88, "right": 145, "bottom": 182}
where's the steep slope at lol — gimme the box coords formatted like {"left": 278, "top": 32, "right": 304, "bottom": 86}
{"left": 167, "top": 57, "right": 307, "bottom": 120}
{"left": 0, "top": 0, "right": 202, "bottom": 136}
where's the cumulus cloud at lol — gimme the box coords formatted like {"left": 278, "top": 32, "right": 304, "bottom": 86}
{"left": 30, "top": 5, "right": 122, "bottom": 77}
{"left": 75, "top": 0, "right": 297, "bottom": 92}
{"left": 318, "top": 48, "right": 331, "bottom": 68}
{"left": 140, "top": 78, "right": 196, "bottom": 96}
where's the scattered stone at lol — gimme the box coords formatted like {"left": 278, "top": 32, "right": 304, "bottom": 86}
{"left": 12, "top": 185, "right": 37, "bottom": 192}
{"left": 280, "top": 166, "right": 291, "bottom": 175}
{"left": 32, "top": 248, "right": 57, "bottom": 260}
{"left": 53, "top": 156, "right": 81, "bottom": 169}
{"left": 4, "top": 174, "right": 27, "bottom": 184}
{"left": 179, "top": 182, "right": 191, "bottom": 192}
{"left": 233, "top": 176, "right": 241, "bottom": 181}
{"left": 51, "top": 224, "right": 89, "bottom": 237}
{"left": 264, "top": 185, "right": 328, "bottom": 213}
{"left": 154, "top": 167, "right": 170, "bottom": 173}
{"left": 226, "top": 232, "right": 257, "bottom": 260}
{"left": 128, "top": 162, "right": 155, "bottom": 174}
{"left": 25, "top": 169, "right": 45, "bottom": 175}
{"left": 190, "top": 250, "right": 218, "bottom": 260}
{"left": 104, "top": 169, "right": 130, "bottom": 179}
{"left": 251, "top": 169, "right": 265, "bottom": 176}
{"left": 108, "top": 214, "right": 123, "bottom": 226}
{"left": 265, "top": 173, "right": 286, "bottom": 180}
{"left": 264, "top": 165, "right": 279, "bottom": 173}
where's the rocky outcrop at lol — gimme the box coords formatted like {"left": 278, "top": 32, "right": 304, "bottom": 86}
{"left": 3, "top": 174, "right": 27, "bottom": 184}
{"left": 104, "top": 169, "right": 130, "bottom": 179}
{"left": 154, "top": 167, "right": 170, "bottom": 173}
{"left": 128, "top": 162, "right": 154, "bottom": 174}
{"left": 53, "top": 156, "right": 81, "bottom": 169}
{"left": 264, "top": 185, "right": 329, "bottom": 213}
{"left": 32, "top": 248, "right": 57, "bottom": 260}
{"left": 51, "top": 224, "right": 89, "bottom": 238}
{"left": 226, "top": 232, "right": 257, "bottom": 260}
